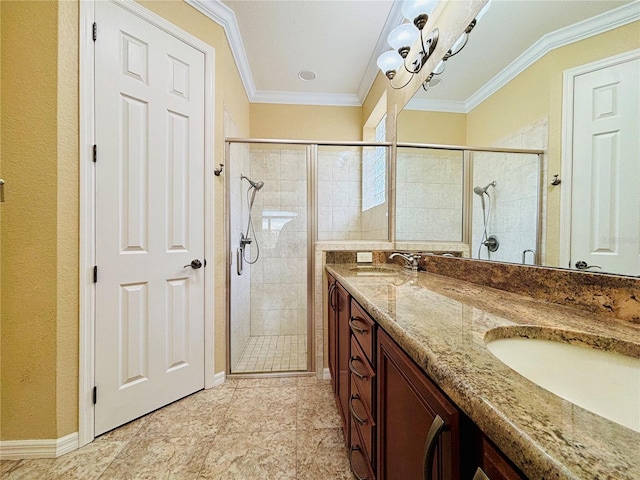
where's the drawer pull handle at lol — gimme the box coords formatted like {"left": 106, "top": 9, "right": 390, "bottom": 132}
{"left": 422, "top": 414, "right": 445, "bottom": 480}
{"left": 328, "top": 283, "right": 336, "bottom": 310}
{"left": 348, "top": 445, "right": 369, "bottom": 480}
{"left": 349, "top": 355, "right": 366, "bottom": 379}
{"left": 349, "top": 394, "right": 367, "bottom": 425}
{"left": 349, "top": 316, "right": 368, "bottom": 334}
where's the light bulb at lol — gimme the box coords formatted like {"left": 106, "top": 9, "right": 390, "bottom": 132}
{"left": 387, "top": 23, "right": 419, "bottom": 57}
{"left": 401, "top": 0, "right": 439, "bottom": 27}
{"left": 377, "top": 50, "right": 403, "bottom": 79}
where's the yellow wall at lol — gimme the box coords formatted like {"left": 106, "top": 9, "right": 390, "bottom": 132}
{"left": 397, "top": 110, "right": 467, "bottom": 144}
{"left": 1, "top": 0, "right": 60, "bottom": 440}
{"left": 56, "top": 0, "right": 79, "bottom": 439}
{"left": 466, "top": 21, "right": 640, "bottom": 266}
{"left": 0, "top": 0, "right": 249, "bottom": 442}
{"left": 250, "top": 104, "right": 362, "bottom": 141}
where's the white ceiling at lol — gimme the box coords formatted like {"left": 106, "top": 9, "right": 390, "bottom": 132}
{"left": 191, "top": 0, "right": 639, "bottom": 109}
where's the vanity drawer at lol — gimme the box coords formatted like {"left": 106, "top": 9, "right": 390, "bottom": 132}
{"left": 350, "top": 417, "right": 376, "bottom": 479}
{"left": 350, "top": 376, "right": 375, "bottom": 466}
{"left": 350, "top": 335, "right": 375, "bottom": 412}
{"left": 350, "top": 299, "right": 376, "bottom": 364}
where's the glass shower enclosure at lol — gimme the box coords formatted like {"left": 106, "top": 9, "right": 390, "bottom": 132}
{"left": 226, "top": 142, "right": 311, "bottom": 374}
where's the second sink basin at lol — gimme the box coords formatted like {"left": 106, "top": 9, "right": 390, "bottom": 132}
{"left": 485, "top": 327, "right": 640, "bottom": 433}
{"left": 349, "top": 266, "right": 398, "bottom": 276}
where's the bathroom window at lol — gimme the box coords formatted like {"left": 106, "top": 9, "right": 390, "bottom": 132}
{"left": 363, "top": 115, "right": 387, "bottom": 210}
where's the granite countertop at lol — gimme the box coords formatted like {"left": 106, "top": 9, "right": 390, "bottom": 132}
{"left": 326, "top": 263, "right": 640, "bottom": 480}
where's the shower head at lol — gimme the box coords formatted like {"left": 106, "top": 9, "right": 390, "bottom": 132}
{"left": 241, "top": 175, "right": 264, "bottom": 191}
{"left": 473, "top": 181, "right": 496, "bottom": 196}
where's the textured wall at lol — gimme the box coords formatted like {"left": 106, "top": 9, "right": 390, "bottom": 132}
{"left": 1, "top": 0, "right": 60, "bottom": 440}
{"left": 250, "top": 104, "right": 362, "bottom": 141}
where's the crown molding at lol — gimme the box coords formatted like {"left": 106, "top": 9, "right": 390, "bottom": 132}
{"left": 186, "top": 0, "right": 256, "bottom": 99}
{"left": 251, "top": 90, "right": 362, "bottom": 107}
{"left": 404, "top": 97, "right": 467, "bottom": 113}
{"left": 465, "top": 1, "right": 640, "bottom": 112}
{"left": 356, "top": 0, "right": 405, "bottom": 104}
{"left": 187, "top": 0, "right": 403, "bottom": 107}
{"left": 188, "top": 0, "right": 639, "bottom": 110}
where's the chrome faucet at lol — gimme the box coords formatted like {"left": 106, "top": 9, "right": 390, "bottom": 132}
{"left": 389, "top": 252, "right": 421, "bottom": 271}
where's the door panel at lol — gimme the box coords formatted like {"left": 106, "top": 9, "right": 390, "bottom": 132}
{"left": 571, "top": 58, "right": 640, "bottom": 275}
{"left": 95, "top": 0, "right": 206, "bottom": 435}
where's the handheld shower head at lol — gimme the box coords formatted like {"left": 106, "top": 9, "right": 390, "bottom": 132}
{"left": 473, "top": 181, "right": 497, "bottom": 196}
{"left": 241, "top": 175, "right": 264, "bottom": 191}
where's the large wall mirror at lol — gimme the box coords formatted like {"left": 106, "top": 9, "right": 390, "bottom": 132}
{"left": 396, "top": 0, "right": 640, "bottom": 277}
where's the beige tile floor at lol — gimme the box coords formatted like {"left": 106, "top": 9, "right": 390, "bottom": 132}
{"left": 1, "top": 377, "right": 355, "bottom": 480}
{"left": 234, "top": 335, "right": 307, "bottom": 373}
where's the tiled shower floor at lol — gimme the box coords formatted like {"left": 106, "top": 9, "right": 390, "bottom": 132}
{"left": 234, "top": 335, "right": 307, "bottom": 373}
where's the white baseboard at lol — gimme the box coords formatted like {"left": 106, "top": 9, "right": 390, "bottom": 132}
{"left": 213, "top": 370, "right": 226, "bottom": 387}
{"left": 322, "top": 368, "right": 331, "bottom": 380}
{"left": 0, "top": 432, "right": 78, "bottom": 460}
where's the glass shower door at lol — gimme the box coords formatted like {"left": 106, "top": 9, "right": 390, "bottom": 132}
{"left": 228, "top": 143, "right": 309, "bottom": 373}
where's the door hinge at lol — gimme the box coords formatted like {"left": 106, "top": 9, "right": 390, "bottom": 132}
{"left": 92, "top": 145, "right": 97, "bottom": 163}
{"left": 93, "top": 266, "right": 98, "bottom": 283}
{"left": 92, "top": 22, "right": 97, "bottom": 42}
{"left": 93, "top": 386, "right": 97, "bottom": 404}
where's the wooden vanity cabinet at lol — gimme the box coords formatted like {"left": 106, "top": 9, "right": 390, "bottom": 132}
{"left": 327, "top": 274, "right": 338, "bottom": 395}
{"left": 329, "top": 276, "right": 352, "bottom": 437}
{"left": 327, "top": 276, "right": 524, "bottom": 480}
{"left": 349, "top": 300, "right": 377, "bottom": 476}
{"left": 377, "top": 328, "right": 462, "bottom": 480}
{"left": 478, "top": 436, "right": 527, "bottom": 480}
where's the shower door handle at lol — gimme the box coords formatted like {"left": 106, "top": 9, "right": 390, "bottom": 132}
{"left": 184, "top": 259, "right": 203, "bottom": 269}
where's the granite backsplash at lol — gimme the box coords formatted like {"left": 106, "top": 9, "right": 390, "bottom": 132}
{"left": 325, "top": 250, "right": 640, "bottom": 324}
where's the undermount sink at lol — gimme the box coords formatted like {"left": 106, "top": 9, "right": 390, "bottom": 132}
{"left": 349, "top": 265, "right": 398, "bottom": 276}
{"left": 485, "top": 327, "right": 640, "bottom": 433}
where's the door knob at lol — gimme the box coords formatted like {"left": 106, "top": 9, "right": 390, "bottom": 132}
{"left": 184, "top": 259, "right": 203, "bottom": 269}
{"left": 575, "top": 260, "right": 601, "bottom": 270}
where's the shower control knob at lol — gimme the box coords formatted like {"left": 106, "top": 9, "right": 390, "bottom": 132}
{"left": 184, "top": 259, "right": 203, "bottom": 269}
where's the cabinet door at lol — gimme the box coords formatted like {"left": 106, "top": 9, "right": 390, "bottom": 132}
{"left": 336, "top": 281, "right": 352, "bottom": 437}
{"left": 377, "top": 329, "right": 460, "bottom": 480}
{"left": 327, "top": 275, "right": 338, "bottom": 395}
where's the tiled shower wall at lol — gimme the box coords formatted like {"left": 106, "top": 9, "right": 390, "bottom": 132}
{"left": 472, "top": 118, "right": 548, "bottom": 264}
{"left": 317, "top": 147, "right": 390, "bottom": 241}
{"left": 317, "top": 149, "right": 363, "bottom": 240}
{"left": 396, "top": 148, "right": 464, "bottom": 241}
{"left": 249, "top": 147, "right": 308, "bottom": 338}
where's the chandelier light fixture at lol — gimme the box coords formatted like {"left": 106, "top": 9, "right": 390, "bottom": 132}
{"left": 377, "top": 0, "right": 440, "bottom": 89}
{"left": 378, "top": 1, "right": 488, "bottom": 91}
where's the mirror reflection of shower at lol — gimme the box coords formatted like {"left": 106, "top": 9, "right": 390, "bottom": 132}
{"left": 474, "top": 180, "right": 499, "bottom": 258}
{"left": 237, "top": 174, "right": 264, "bottom": 275}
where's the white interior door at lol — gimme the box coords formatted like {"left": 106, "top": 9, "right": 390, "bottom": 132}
{"left": 570, "top": 57, "right": 640, "bottom": 276}
{"left": 94, "top": 0, "right": 206, "bottom": 435}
